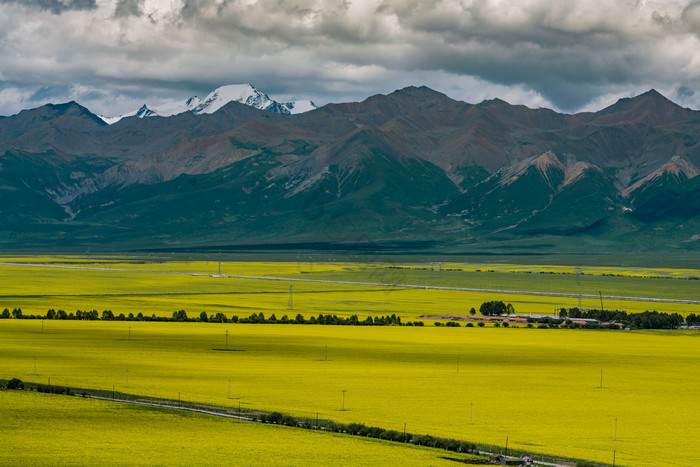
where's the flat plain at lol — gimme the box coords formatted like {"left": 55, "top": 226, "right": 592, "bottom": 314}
{"left": 1, "top": 256, "right": 698, "bottom": 320}
{"left": 2, "top": 390, "right": 482, "bottom": 466}
{"left": 3, "top": 319, "right": 700, "bottom": 466}
{"left": 2, "top": 257, "right": 700, "bottom": 466}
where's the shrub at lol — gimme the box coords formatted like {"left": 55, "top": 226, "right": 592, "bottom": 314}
{"left": 280, "top": 414, "right": 297, "bottom": 426}
{"left": 7, "top": 378, "right": 24, "bottom": 390}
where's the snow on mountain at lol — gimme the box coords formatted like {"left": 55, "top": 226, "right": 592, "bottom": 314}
{"left": 98, "top": 84, "right": 317, "bottom": 124}
{"left": 283, "top": 100, "right": 318, "bottom": 114}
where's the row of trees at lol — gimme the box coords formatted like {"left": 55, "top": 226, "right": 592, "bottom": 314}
{"left": 256, "top": 413, "right": 476, "bottom": 454}
{"left": 558, "top": 307, "right": 686, "bottom": 329}
{"left": 203, "top": 311, "right": 424, "bottom": 326}
{"left": 5, "top": 377, "right": 476, "bottom": 457}
{"left": 0, "top": 308, "right": 423, "bottom": 326}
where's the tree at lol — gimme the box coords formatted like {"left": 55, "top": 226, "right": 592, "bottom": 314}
{"left": 172, "top": 309, "right": 188, "bottom": 321}
{"left": 56, "top": 309, "right": 67, "bottom": 320}
{"left": 1, "top": 308, "right": 10, "bottom": 319}
{"left": 214, "top": 312, "right": 227, "bottom": 323}
{"left": 200, "top": 311, "right": 208, "bottom": 322}
{"left": 469, "top": 307, "right": 476, "bottom": 316}
{"left": 46, "top": 309, "right": 56, "bottom": 320}
{"left": 505, "top": 303, "right": 515, "bottom": 315}
{"left": 559, "top": 308, "right": 568, "bottom": 319}
{"left": 11, "top": 308, "right": 22, "bottom": 319}
{"left": 479, "top": 301, "right": 507, "bottom": 316}
{"left": 101, "top": 309, "right": 114, "bottom": 320}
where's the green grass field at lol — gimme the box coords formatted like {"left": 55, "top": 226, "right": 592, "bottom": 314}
{"left": 3, "top": 319, "right": 700, "bottom": 466}
{"left": 2, "top": 390, "right": 482, "bottom": 466}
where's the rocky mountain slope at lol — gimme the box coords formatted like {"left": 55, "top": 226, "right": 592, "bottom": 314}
{"left": 0, "top": 86, "right": 698, "bottom": 252}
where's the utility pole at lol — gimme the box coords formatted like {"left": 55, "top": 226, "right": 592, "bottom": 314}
{"left": 505, "top": 436, "right": 508, "bottom": 457}
{"left": 600, "top": 369, "right": 603, "bottom": 389}
{"left": 288, "top": 285, "right": 293, "bottom": 310}
{"left": 126, "top": 368, "right": 129, "bottom": 387}
{"left": 614, "top": 417, "right": 617, "bottom": 441}
{"left": 228, "top": 378, "right": 231, "bottom": 399}
{"left": 324, "top": 344, "right": 328, "bottom": 361}
{"left": 128, "top": 326, "right": 131, "bottom": 341}
{"left": 599, "top": 291, "right": 604, "bottom": 311}
{"left": 403, "top": 422, "right": 407, "bottom": 442}
{"left": 34, "top": 358, "right": 37, "bottom": 375}
{"left": 341, "top": 390, "right": 346, "bottom": 411}
{"left": 225, "top": 329, "right": 229, "bottom": 350}
{"left": 470, "top": 402, "right": 473, "bottom": 425}
{"left": 457, "top": 355, "right": 460, "bottom": 373}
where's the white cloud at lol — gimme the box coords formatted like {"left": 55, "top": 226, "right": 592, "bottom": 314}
{"left": 1, "top": 0, "right": 700, "bottom": 116}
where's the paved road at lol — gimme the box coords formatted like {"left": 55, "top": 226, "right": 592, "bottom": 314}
{"left": 2, "top": 261, "right": 699, "bottom": 305}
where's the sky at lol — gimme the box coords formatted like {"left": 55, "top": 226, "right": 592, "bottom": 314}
{"left": 1, "top": 0, "right": 700, "bottom": 117}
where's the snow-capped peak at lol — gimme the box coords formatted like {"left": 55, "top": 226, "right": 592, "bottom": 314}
{"left": 98, "top": 84, "right": 317, "bottom": 124}
{"left": 193, "top": 84, "right": 276, "bottom": 114}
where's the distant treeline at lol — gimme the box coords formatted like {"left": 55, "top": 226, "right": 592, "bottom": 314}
{"left": 0, "top": 308, "right": 424, "bottom": 326}
{"left": 557, "top": 308, "right": 688, "bottom": 329}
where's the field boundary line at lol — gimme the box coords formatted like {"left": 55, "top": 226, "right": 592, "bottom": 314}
{"left": 87, "top": 395, "right": 255, "bottom": 421}
{"left": 2, "top": 261, "right": 698, "bottom": 305}
{"left": 86, "top": 395, "right": 575, "bottom": 467}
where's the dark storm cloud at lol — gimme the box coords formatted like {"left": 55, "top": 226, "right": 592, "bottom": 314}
{"left": 1, "top": 0, "right": 700, "bottom": 116}
{"left": 0, "top": 0, "right": 97, "bottom": 14}
{"left": 114, "top": 0, "right": 143, "bottom": 17}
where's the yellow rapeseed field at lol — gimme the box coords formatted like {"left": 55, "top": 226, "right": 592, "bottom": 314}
{"left": 0, "top": 259, "right": 698, "bottom": 319}
{"left": 3, "top": 319, "right": 700, "bottom": 466}
{"left": 1, "top": 390, "right": 480, "bottom": 465}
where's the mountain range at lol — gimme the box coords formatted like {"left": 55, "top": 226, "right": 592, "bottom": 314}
{"left": 99, "top": 84, "right": 317, "bottom": 124}
{"left": 0, "top": 85, "right": 698, "bottom": 254}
